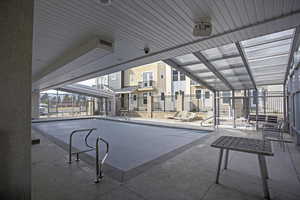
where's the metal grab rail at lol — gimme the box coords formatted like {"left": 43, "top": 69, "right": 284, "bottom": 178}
{"left": 95, "top": 137, "right": 109, "bottom": 183}
{"left": 68, "top": 128, "right": 109, "bottom": 183}
{"left": 200, "top": 116, "right": 214, "bottom": 126}
{"left": 68, "top": 128, "right": 97, "bottom": 164}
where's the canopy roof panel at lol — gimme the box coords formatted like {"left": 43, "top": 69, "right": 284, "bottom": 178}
{"left": 241, "top": 29, "right": 295, "bottom": 86}
{"left": 167, "top": 28, "right": 296, "bottom": 91}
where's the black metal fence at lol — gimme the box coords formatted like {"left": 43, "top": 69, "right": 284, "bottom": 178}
{"left": 39, "top": 91, "right": 108, "bottom": 118}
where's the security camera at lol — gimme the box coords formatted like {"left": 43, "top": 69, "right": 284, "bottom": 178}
{"left": 144, "top": 46, "right": 150, "bottom": 54}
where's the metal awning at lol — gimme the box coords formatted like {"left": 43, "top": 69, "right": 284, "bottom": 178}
{"left": 114, "top": 86, "right": 138, "bottom": 94}
{"left": 57, "top": 84, "right": 114, "bottom": 98}
{"left": 164, "top": 28, "right": 298, "bottom": 91}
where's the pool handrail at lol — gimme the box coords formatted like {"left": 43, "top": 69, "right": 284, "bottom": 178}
{"left": 95, "top": 137, "right": 109, "bottom": 183}
{"left": 68, "top": 128, "right": 97, "bottom": 164}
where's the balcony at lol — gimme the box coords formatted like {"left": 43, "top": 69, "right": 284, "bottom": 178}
{"left": 138, "top": 80, "right": 155, "bottom": 91}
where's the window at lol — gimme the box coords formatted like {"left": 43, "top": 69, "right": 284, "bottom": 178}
{"left": 143, "top": 93, "right": 147, "bottom": 104}
{"left": 142, "top": 72, "right": 153, "bottom": 82}
{"left": 222, "top": 91, "right": 231, "bottom": 104}
{"left": 172, "top": 70, "right": 178, "bottom": 81}
{"left": 161, "top": 92, "right": 165, "bottom": 100}
{"left": 142, "top": 72, "right": 153, "bottom": 87}
{"left": 196, "top": 90, "right": 202, "bottom": 99}
{"left": 205, "top": 91, "right": 210, "bottom": 99}
{"left": 180, "top": 72, "right": 185, "bottom": 81}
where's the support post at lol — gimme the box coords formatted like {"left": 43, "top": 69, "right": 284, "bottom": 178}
{"left": 255, "top": 89, "right": 259, "bottom": 131}
{"left": 147, "top": 95, "right": 153, "bottom": 118}
{"left": 217, "top": 91, "right": 220, "bottom": 125}
{"left": 232, "top": 90, "right": 236, "bottom": 128}
{"left": 56, "top": 90, "right": 59, "bottom": 117}
{"left": 283, "top": 86, "right": 287, "bottom": 123}
{"left": 214, "top": 91, "right": 217, "bottom": 128}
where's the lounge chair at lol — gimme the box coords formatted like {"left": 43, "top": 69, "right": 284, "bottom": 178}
{"left": 167, "top": 112, "right": 179, "bottom": 119}
{"left": 181, "top": 112, "right": 197, "bottom": 122}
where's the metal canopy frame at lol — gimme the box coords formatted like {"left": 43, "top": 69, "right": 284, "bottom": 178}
{"left": 193, "top": 52, "right": 234, "bottom": 90}
{"left": 284, "top": 26, "right": 300, "bottom": 85}
{"left": 236, "top": 42, "right": 257, "bottom": 90}
{"left": 167, "top": 28, "right": 297, "bottom": 92}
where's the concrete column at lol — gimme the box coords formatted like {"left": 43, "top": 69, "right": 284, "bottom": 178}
{"left": 147, "top": 95, "right": 153, "bottom": 118}
{"left": 0, "top": 0, "right": 33, "bottom": 199}
{"left": 31, "top": 89, "right": 40, "bottom": 119}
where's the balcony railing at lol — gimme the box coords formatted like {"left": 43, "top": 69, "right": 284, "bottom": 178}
{"left": 138, "top": 80, "right": 155, "bottom": 88}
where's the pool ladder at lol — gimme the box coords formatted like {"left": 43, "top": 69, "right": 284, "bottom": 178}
{"left": 68, "top": 128, "right": 109, "bottom": 183}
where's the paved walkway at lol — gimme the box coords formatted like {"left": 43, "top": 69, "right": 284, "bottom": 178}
{"left": 32, "top": 126, "right": 300, "bottom": 200}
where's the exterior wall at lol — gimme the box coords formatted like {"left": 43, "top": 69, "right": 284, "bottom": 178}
{"left": 0, "top": 0, "right": 33, "bottom": 199}
{"left": 124, "top": 61, "right": 159, "bottom": 91}
{"left": 108, "top": 71, "right": 122, "bottom": 89}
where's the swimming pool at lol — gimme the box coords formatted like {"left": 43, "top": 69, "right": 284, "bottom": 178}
{"left": 32, "top": 118, "right": 210, "bottom": 181}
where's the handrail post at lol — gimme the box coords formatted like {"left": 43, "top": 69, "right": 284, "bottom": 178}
{"left": 68, "top": 128, "right": 97, "bottom": 164}
{"left": 95, "top": 137, "right": 109, "bottom": 183}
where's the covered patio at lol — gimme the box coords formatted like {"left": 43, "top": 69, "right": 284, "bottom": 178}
{"left": 1, "top": 1, "right": 300, "bottom": 200}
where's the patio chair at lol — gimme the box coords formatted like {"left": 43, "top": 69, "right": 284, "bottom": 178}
{"left": 262, "top": 120, "right": 290, "bottom": 151}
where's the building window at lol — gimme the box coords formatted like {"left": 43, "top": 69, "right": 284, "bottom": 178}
{"left": 143, "top": 93, "right": 147, "bottom": 104}
{"left": 222, "top": 91, "right": 231, "bottom": 104}
{"left": 196, "top": 90, "right": 202, "bottom": 99}
{"left": 172, "top": 70, "right": 178, "bottom": 81}
{"left": 161, "top": 92, "right": 165, "bottom": 100}
{"left": 180, "top": 72, "right": 185, "bottom": 81}
{"left": 205, "top": 91, "right": 210, "bottom": 99}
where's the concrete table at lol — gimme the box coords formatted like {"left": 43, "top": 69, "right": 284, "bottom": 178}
{"left": 211, "top": 136, "right": 273, "bottom": 200}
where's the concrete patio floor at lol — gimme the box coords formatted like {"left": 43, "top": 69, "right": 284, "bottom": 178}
{"left": 32, "top": 127, "right": 300, "bottom": 200}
